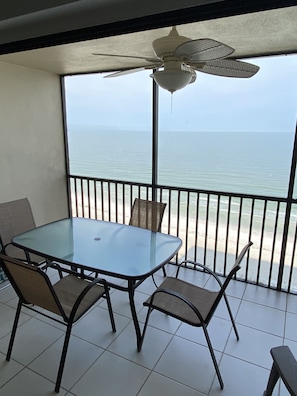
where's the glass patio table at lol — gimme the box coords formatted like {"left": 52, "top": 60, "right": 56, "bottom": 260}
{"left": 12, "top": 217, "right": 182, "bottom": 349}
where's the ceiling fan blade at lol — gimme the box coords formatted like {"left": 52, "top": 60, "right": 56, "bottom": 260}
{"left": 104, "top": 67, "right": 146, "bottom": 78}
{"left": 93, "top": 52, "right": 159, "bottom": 63}
{"left": 194, "top": 59, "right": 260, "bottom": 78}
{"left": 175, "top": 39, "right": 234, "bottom": 62}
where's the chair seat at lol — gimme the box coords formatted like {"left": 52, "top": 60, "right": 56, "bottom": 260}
{"left": 53, "top": 275, "right": 106, "bottom": 321}
{"left": 144, "top": 276, "right": 219, "bottom": 326}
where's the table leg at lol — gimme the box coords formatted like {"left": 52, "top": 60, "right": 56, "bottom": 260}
{"left": 127, "top": 280, "right": 142, "bottom": 351}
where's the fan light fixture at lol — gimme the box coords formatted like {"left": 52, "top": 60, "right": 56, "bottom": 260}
{"left": 152, "top": 69, "right": 193, "bottom": 93}
{"left": 98, "top": 26, "right": 260, "bottom": 92}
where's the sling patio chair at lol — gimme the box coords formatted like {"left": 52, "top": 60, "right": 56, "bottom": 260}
{"left": 139, "top": 241, "right": 253, "bottom": 389}
{"left": 129, "top": 198, "right": 167, "bottom": 233}
{"left": 0, "top": 197, "right": 46, "bottom": 266}
{"left": 0, "top": 254, "right": 116, "bottom": 393}
{"left": 264, "top": 346, "right": 297, "bottom": 396}
{"left": 129, "top": 198, "right": 167, "bottom": 279}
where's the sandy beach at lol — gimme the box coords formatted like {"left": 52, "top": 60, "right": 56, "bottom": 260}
{"left": 70, "top": 191, "right": 297, "bottom": 291}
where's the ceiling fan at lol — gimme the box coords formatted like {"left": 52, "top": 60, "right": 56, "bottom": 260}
{"left": 93, "top": 27, "right": 260, "bottom": 93}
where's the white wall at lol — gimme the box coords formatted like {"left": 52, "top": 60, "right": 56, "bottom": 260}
{"left": 0, "top": 61, "right": 68, "bottom": 225}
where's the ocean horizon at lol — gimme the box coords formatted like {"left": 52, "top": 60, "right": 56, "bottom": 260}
{"left": 68, "top": 126, "right": 294, "bottom": 198}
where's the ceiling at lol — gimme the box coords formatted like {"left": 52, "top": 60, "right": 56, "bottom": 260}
{"left": 0, "top": 1, "right": 296, "bottom": 76}
{"left": 0, "top": 1, "right": 220, "bottom": 44}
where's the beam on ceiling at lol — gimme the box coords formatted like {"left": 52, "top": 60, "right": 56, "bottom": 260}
{"left": 0, "top": 0, "right": 295, "bottom": 55}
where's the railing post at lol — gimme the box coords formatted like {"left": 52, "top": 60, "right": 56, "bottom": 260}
{"left": 152, "top": 74, "right": 159, "bottom": 201}
{"left": 277, "top": 122, "right": 297, "bottom": 290}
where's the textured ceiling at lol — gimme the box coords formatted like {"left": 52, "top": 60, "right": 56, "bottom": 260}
{"left": 0, "top": 3, "right": 296, "bottom": 76}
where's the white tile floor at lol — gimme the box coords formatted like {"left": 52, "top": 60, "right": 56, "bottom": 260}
{"left": 0, "top": 263, "right": 296, "bottom": 396}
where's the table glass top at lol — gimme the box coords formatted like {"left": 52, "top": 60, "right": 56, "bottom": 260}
{"left": 13, "top": 217, "right": 182, "bottom": 279}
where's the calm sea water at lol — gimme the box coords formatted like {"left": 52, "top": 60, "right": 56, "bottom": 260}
{"left": 68, "top": 126, "right": 294, "bottom": 198}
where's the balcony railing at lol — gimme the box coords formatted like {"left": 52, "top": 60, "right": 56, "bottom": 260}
{"left": 69, "top": 174, "right": 297, "bottom": 294}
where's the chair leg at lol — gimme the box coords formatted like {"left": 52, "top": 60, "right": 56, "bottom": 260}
{"left": 223, "top": 294, "right": 239, "bottom": 340}
{"left": 105, "top": 290, "right": 116, "bottom": 332}
{"left": 162, "top": 266, "right": 167, "bottom": 277}
{"left": 203, "top": 325, "right": 224, "bottom": 389}
{"left": 6, "top": 300, "right": 22, "bottom": 361}
{"left": 138, "top": 306, "right": 153, "bottom": 352}
{"left": 55, "top": 323, "right": 73, "bottom": 393}
{"left": 263, "top": 362, "right": 280, "bottom": 396}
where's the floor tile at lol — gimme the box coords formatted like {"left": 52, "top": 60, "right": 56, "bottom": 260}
{"left": 0, "top": 317, "right": 64, "bottom": 365}
{"left": 282, "top": 338, "right": 297, "bottom": 356}
{"left": 138, "top": 372, "right": 206, "bottom": 396}
{"left": 71, "top": 350, "right": 150, "bottom": 396}
{"left": 236, "top": 300, "right": 285, "bottom": 336}
{"left": 280, "top": 381, "right": 292, "bottom": 396}
{"left": 176, "top": 316, "right": 233, "bottom": 352}
{"left": 107, "top": 289, "right": 145, "bottom": 318}
{"left": 225, "top": 278, "right": 247, "bottom": 299}
{"left": 136, "top": 273, "right": 166, "bottom": 294}
{"left": 286, "top": 293, "right": 297, "bottom": 314}
{"left": 214, "top": 295, "right": 242, "bottom": 320}
{"left": 108, "top": 321, "right": 173, "bottom": 369}
{"left": 0, "top": 284, "right": 16, "bottom": 303}
{"left": 29, "top": 335, "right": 104, "bottom": 390}
{"left": 154, "top": 336, "right": 220, "bottom": 394}
{"left": 72, "top": 305, "right": 130, "bottom": 348}
{"left": 285, "top": 312, "right": 297, "bottom": 342}
{"left": 0, "top": 351, "right": 23, "bottom": 389}
{"left": 224, "top": 324, "right": 282, "bottom": 369}
{"left": 243, "top": 283, "right": 287, "bottom": 310}
{"left": 2, "top": 277, "right": 297, "bottom": 395}
{"left": 137, "top": 305, "right": 181, "bottom": 334}
{"left": 208, "top": 354, "right": 270, "bottom": 396}
{"left": 0, "top": 304, "right": 31, "bottom": 341}
{"left": 0, "top": 367, "right": 67, "bottom": 395}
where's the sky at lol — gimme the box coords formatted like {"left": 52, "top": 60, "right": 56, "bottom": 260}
{"left": 64, "top": 54, "right": 297, "bottom": 134}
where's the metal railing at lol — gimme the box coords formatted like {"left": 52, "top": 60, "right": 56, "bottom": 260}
{"left": 69, "top": 174, "right": 297, "bottom": 293}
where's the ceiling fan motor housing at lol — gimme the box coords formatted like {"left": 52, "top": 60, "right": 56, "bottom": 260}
{"left": 152, "top": 27, "right": 190, "bottom": 59}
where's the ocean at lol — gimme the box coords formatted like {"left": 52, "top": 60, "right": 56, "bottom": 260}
{"left": 68, "top": 127, "right": 294, "bottom": 198}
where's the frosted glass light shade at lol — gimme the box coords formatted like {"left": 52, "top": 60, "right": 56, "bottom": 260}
{"left": 152, "top": 69, "right": 192, "bottom": 93}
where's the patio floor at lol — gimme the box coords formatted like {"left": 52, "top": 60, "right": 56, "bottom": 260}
{"left": 0, "top": 263, "right": 296, "bottom": 396}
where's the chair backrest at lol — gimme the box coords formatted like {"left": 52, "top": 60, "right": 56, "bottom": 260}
{"left": 129, "top": 198, "right": 166, "bottom": 232}
{"left": 206, "top": 241, "right": 253, "bottom": 322}
{"left": 0, "top": 198, "right": 36, "bottom": 256}
{"left": 0, "top": 254, "right": 64, "bottom": 318}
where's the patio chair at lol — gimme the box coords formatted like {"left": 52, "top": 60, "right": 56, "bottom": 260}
{"left": 139, "top": 241, "right": 253, "bottom": 389}
{"left": 0, "top": 197, "right": 45, "bottom": 265}
{"left": 129, "top": 198, "right": 166, "bottom": 232}
{"left": 0, "top": 254, "right": 116, "bottom": 393}
{"left": 263, "top": 346, "right": 297, "bottom": 396}
{"left": 129, "top": 198, "right": 167, "bottom": 278}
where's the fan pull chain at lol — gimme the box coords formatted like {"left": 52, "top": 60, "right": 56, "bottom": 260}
{"left": 171, "top": 92, "right": 174, "bottom": 114}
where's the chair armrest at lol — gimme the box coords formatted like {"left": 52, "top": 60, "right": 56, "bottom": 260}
{"left": 69, "top": 277, "right": 109, "bottom": 321}
{"left": 176, "top": 260, "right": 224, "bottom": 288}
{"left": 2, "top": 242, "right": 13, "bottom": 254}
{"left": 2, "top": 243, "right": 43, "bottom": 266}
